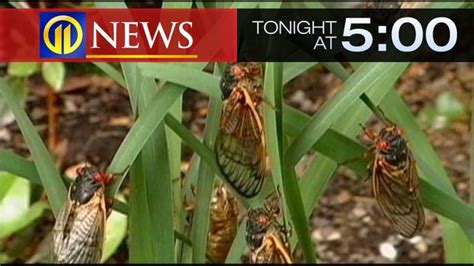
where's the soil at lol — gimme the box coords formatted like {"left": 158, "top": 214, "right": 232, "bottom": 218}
{"left": 0, "top": 62, "right": 472, "bottom": 263}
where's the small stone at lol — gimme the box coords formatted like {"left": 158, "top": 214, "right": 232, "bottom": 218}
{"left": 408, "top": 235, "right": 422, "bottom": 244}
{"left": 415, "top": 242, "right": 428, "bottom": 253}
{"left": 358, "top": 227, "right": 369, "bottom": 238}
{"left": 388, "top": 235, "right": 401, "bottom": 245}
{"left": 0, "top": 128, "right": 11, "bottom": 141}
{"left": 336, "top": 190, "right": 352, "bottom": 204}
{"left": 457, "top": 182, "right": 468, "bottom": 191}
{"left": 318, "top": 226, "right": 334, "bottom": 240}
{"left": 379, "top": 242, "right": 398, "bottom": 261}
{"left": 353, "top": 207, "right": 367, "bottom": 218}
{"left": 64, "top": 99, "right": 78, "bottom": 113}
{"left": 311, "top": 230, "right": 323, "bottom": 241}
{"left": 64, "top": 162, "right": 88, "bottom": 179}
{"left": 327, "top": 231, "right": 341, "bottom": 241}
{"left": 109, "top": 116, "right": 132, "bottom": 126}
{"left": 30, "top": 107, "right": 47, "bottom": 120}
{"left": 289, "top": 90, "right": 305, "bottom": 104}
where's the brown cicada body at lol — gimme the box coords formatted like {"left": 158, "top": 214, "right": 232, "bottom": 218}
{"left": 364, "top": 124, "right": 425, "bottom": 238}
{"left": 206, "top": 185, "right": 240, "bottom": 262}
{"left": 52, "top": 165, "right": 113, "bottom": 263}
{"left": 245, "top": 194, "right": 293, "bottom": 263}
{"left": 216, "top": 62, "right": 267, "bottom": 198}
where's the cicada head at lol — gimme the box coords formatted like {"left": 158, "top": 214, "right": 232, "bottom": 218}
{"left": 71, "top": 166, "right": 110, "bottom": 205}
{"left": 376, "top": 125, "right": 408, "bottom": 166}
{"left": 245, "top": 208, "right": 274, "bottom": 251}
{"left": 220, "top": 62, "right": 263, "bottom": 100}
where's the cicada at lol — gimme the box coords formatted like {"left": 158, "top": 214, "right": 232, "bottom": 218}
{"left": 216, "top": 62, "right": 267, "bottom": 198}
{"left": 206, "top": 185, "right": 240, "bottom": 262}
{"left": 52, "top": 165, "right": 113, "bottom": 263}
{"left": 245, "top": 194, "right": 293, "bottom": 263}
{"left": 363, "top": 121, "right": 425, "bottom": 238}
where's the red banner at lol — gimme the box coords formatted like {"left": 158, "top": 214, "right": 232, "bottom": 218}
{"left": 0, "top": 8, "right": 237, "bottom": 62}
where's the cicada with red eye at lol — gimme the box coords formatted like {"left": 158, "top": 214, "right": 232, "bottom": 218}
{"left": 206, "top": 185, "right": 240, "bottom": 263}
{"left": 216, "top": 62, "right": 268, "bottom": 198}
{"left": 363, "top": 123, "right": 425, "bottom": 238}
{"left": 52, "top": 165, "right": 113, "bottom": 263}
{"left": 245, "top": 193, "right": 293, "bottom": 263}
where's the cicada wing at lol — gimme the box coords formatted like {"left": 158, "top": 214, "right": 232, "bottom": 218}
{"left": 52, "top": 197, "right": 74, "bottom": 262}
{"left": 52, "top": 192, "right": 107, "bottom": 263}
{"left": 372, "top": 153, "right": 425, "bottom": 238}
{"left": 216, "top": 96, "right": 266, "bottom": 198}
{"left": 68, "top": 193, "right": 106, "bottom": 263}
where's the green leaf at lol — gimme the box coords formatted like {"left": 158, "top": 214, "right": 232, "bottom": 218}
{"left": 282, "top": 63, "right": 317, "bottom": 84}
{"left": 258, "top": 1, "right": 283, "bottom": 8}
{"left": 93, "top": 62, "right": 126, "bottom": 87}
{"left": 101, "top": 194, "right": 128, "bottom": 263}
{"left": 164, "top": 114, "right": 224, "bottom": 182}
{"left": 435, "top": 91, "right": 467, "bottom": 121}
{"left": 119, "top": 61, "right": 175, "bottom": 263}
{"left": 7, "top": 63, "right": 39, "bottom": 77}
{"left": 138, "top": 63, "right": 221, "bottom": 99}
{"left": 0, "top": 202, "right": 48, "bottom": 239}
{"left": 162, "top": 0, "right": 192, "bottom": 8}
{"left": 190, "top": 96, "right": 221, "bottom": 263}
{"left": 0, "top": 175, "right": 48, "bottom": 238}
{"left": 1, "top": 77, "right": 28, "bottom": 125}
{"left": 418, "top": 105, "right": 449, "bottom": 130}
{"left": 8, "top": 1, "right": 24, "bottom": 8}
{"left": 321, "top": 62, "right": 351, "bottom": 80}
{"left": 265, "top": 62, "right": 317, "bottom": 262}
{"left": 106, "top": 84, "right": 185, "bottom": 193}
{"left": 42, "top": 62, "right": 66, "bottom": 92}
{"left": 0, "top": 171, "right": 16, "bottom": 201}
{"left": 0, "top": 78, "right": 66, "bottom": 216}
{"left": 0, "top": 148, "right": 130, "bottom": 215}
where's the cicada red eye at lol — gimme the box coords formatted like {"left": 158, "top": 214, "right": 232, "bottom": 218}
{"left": 93, "top": 172, "right": 113, "bottom": 186}
{"left": 378, "top": 141, "right": 389, "bottom": 150}
{"left": 94, "top": 173, "right": 106, "bottom": 183}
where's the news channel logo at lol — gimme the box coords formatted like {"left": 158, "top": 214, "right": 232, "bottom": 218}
{"left": 40, "top": 12, "right": 86, "bottom": 58}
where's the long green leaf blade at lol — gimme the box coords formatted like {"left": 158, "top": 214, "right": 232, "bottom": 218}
{"left": 120, "top": 62, "right": 176, "bottom": 262}
{"left": 265, "top": 63, "right": 317, "bottom": 262}
{"left": 0, "top": 78, "right": 66, "bottom": 216}
{"left": 107, "top": 85, "right": 185, "bottom": 192}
